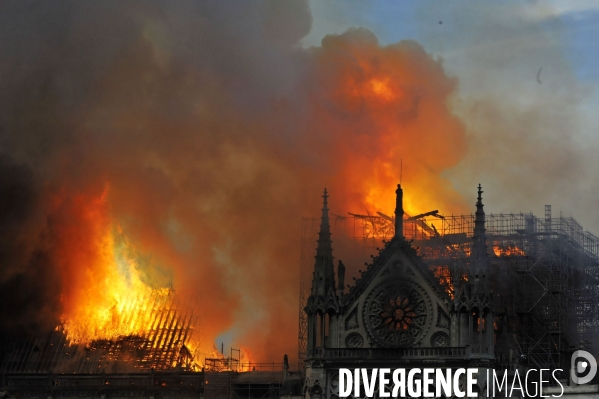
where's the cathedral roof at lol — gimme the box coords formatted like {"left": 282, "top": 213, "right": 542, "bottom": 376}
{"left": 341, "top": 218, "right": 451, "bottom": 309}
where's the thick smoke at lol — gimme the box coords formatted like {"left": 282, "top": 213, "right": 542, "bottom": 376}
{"left": 0, "top": 1, "right": 469, "bottom": 361}
{"left": 0, "top": 156, "right": 62, "bottom": 342}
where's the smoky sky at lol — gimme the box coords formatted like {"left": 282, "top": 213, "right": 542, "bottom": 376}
{"left": 0, "top": 0, "right": 550, "bottom": 361}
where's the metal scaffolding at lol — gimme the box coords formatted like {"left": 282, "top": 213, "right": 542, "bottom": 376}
{"left": 298, "top": 208, "right": 599, "bottom": 371}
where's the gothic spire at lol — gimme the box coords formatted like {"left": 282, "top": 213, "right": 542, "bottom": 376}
{"left": 473, "top": 184, "right": 486, "bottom": 248}
{"left": 462, "top": 184, "right": 494, "bottom": 359}
{"left": 311, "top": 189, "right": 336, "bottom": 296}
{"left": 316, "top": 189, "right": 333, "bottom": 261}
{"left": 471, "top": 184, "right": 489, "bottom": 293}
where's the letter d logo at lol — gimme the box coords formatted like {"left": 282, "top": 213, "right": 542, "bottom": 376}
{"left": 571, "top": 350, "right": 597, "bottom": 385}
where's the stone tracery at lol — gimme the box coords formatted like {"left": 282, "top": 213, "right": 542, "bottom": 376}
{"left": 363, "top": 279, "right": 432, "bottom": 347}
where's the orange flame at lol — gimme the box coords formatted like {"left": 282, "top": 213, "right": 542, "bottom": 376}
{"left": 202, "top": 345, "right": 256, "bottom": 372}
{"left": 493, "top": 245, "right": 526, "bottom": 257}
{"left": 433, "top": 265, "right": 454, "bottom": 299}
{"left": 311, "top": 32, "right": 469, "bottom": 220}
{"left": 53, "top": 185, "right": 170, "bottom": 343}
{"left": 369, "top": 78, "right": 400, "bottom": 102}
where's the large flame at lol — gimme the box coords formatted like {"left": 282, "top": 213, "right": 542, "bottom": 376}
{"left": 54, "top": 185, "right": 170, "bottom": 344}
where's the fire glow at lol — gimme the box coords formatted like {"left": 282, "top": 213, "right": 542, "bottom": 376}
{"left": 54, "top": 186, "right": 171, "bottom": 344}
{"left": 433, "top": 266, "right": 455, "bottom": 300}
{"left": 493, "top": 245, "right": 526, "bottom": 257}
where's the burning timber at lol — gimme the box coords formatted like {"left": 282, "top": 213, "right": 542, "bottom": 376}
{"left": 1, "top": 289, "right": 198, "bottom": 374}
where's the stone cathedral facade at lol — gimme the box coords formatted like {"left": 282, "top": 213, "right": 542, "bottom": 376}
{"left": 303, "top": 185, "right": 495, "bottom": 399}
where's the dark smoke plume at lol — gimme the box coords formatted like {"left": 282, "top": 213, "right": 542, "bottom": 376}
{"left": 0, "top": 156, "right": 62, "bottom": 342}
{"left": 0, "top": 1, "right": 469, "bottom": 361}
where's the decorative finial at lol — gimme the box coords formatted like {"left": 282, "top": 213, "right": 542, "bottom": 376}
{"left": 474, "top": 184, "right": 485, "bottom": 229}
{"left": 395, "top": 184, "right": 404, "bottom": 239}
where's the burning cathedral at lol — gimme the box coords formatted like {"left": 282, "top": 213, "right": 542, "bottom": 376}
{"left": 2, "top": 184, "right": 599, "bottom": 398}
{"left": 302, "top": 184, "right": 599, "bottom": 398}
{"left": 304, "top": 185, "right": 494, "bottom": 398}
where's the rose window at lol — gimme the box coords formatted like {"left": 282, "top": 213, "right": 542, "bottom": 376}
{"left": 364, "top": 279, "right": 432, "bottom": 347}
{"left": 380, "top": 296, "right": 416, "bottom": 331}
